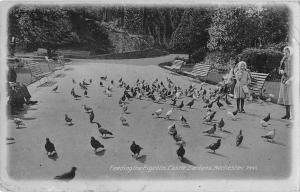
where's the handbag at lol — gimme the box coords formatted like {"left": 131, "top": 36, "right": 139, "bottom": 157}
{"left": 242, "top": 85, "right": 249, "bottom": 94}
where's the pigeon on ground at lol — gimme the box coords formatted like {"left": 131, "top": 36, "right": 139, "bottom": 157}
{"left": 83, "top": 104, "right": 92, "bottom": 113}
{"left": 130, "top": 141, "right": 143, "bottom": 159}
{"left": 260, "top": 119, "right": 269, "bottom": 128}
{"left": 168, "top": 123, "right": 177, "bottom": 136}
{"left": 45, "top": 138, "right": 57, "bottom": 156}
{"left": 176, "top": 145, "right": 185, "bottom": 161}
{"left": 204, "top": 111, "right": 217, "bottom": 123}
{"left": 54, "top": 167, "right": 77, "bottom": 181}
{"left": 99, "top": 81, "right": 103, "bottom": 87}
{"left": 14, "top": 118, "right": 24, "bottom": 128}
{"left": 84, "top": 90, "right": 88, "bottom": 97}
{"left": 152, "top": 108, "right": 163, "bottom": 118}
{"left": 72, "top": 79, "right": 76, "bottom": 84}
{"left": 180, "top": 115, "right": 188, "bottom": 125}
{"left": 98, "top": 127, "right": 113, "bottom": 137}
{"left": 122, "top": 105, "right": 128, "bottom": 114}
{"left": 203, "top": 124, "right": 217, "bottom": 135}
{"left": 120, "top": 115, "right": 129, "bottom": 126}
{"left": 100, "top": 75, "right": 107, "bottom": 80}
{"left": 89, "top": 110, "right": 94, "bottom": 123}
{"left": 227, "top": 110, "right": 238, "bottom": 120}
{"left": 205, "top": 139, "right": 221, "bottom": 153}
{"left": 186, "top": 99, "right": 195, "bottom": 108}
{"left": 52, "top": 85, "right": 58, "bottom": 92}
{"left": 65, "top": 114, "right": 72, "bottom": 125}
{"left": 236, "top": 130, "right": 243, "bottom": 146}
{"left": 90, "top": 136, "right": 104, "bottom": 152}
{"left": 177, "top": 101, "right": 184, "bottom": 110}
{"left": 261, "top": 128, "right": 275, "bottom": 142}
{"left": 263, "top": 113, "right": 271, "bottom": 122}
{"left": 218, "top": 118, "right": 225, "bottom": 130}
{"left": 165, "top": 108, "right": 174, "bottom": 119}
{"left": 119, "top": 78, "right": 122, "bottom": 83}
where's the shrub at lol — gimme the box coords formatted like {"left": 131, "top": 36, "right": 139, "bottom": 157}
{"left": 237, "top": 48, "right": 283, "bottom": 80}
{"left": 191, "top": 48, "right": 206, "bottom": 63}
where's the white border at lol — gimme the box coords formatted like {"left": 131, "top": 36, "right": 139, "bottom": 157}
{"left": 0, "top": 1, "right": 299, "bottom": 192}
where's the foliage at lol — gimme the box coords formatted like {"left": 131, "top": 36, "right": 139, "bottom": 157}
{"left": 207, "top": 6, "right": 289, "bottom": 54}
{"left": 191, "top": 48, "right": 206, "bottom": 63}
{"left": 237, "top": 48, "right": 283, "bottom": 80}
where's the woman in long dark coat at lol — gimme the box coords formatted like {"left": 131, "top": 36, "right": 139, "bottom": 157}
{"left": 278, "top": 46, "right": 293, "bottom": 119}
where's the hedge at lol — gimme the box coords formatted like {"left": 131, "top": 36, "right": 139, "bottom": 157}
{"left": 237, "top": 48, "right": 283, "bottom": 81}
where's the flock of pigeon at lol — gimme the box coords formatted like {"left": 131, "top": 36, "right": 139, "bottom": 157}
{"left": 11, "top": 73, "right": 275, "bottom": 181}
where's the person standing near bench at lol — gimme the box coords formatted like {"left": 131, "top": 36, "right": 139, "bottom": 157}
{"left": 278, "top": 46, "right": 293, "bottom": 120}
{"left": 233, "top": 61, "right": 251, "bottom": 113}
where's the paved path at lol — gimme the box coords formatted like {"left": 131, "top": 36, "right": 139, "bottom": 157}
{"left": 6, "top": 55, "right": 291, "bottom": 180}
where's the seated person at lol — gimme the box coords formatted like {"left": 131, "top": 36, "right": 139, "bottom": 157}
{"left": 7, "top": 66, "right": 38, "bottom": 113}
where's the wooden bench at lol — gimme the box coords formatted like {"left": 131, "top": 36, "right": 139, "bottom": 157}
{"left": 45, "top": 56, "right": 64, "bottom": 72}
{"left": 181, "top": 63, "right": 211, "bottom": 81}
{"left": 248, "top": 72, "right": 269, "bottom": 96}
{"left": 164, "top": 60, "right": 186, "bottom": 72}
{"left": 26, "top": 62, "right": 51, "bottom": 84}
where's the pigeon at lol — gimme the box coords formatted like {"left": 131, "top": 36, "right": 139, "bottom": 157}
{"left": 52, "top": 85, "right": 58, "bottom": 92}
{"left": 73, "top": 93, "right": 81, "bottom": 99}
{"left": 177, "top": 101, "right": 184, "bottom": 110}
{"left": 130, "top": 141, "right": 143, "bottom": 159}
{"left": 119, "top": 78, "right": 122, "bottom": 83}
{"left": 236, "top": 130, "right": 243, "bottom": 146}
{"left": 165, "top": 108, "right": 174, "bottom": 119}
{"left": 176, "top": 145, "right": 185, "bottom": 161}
{"left": 72, "top": 79, "right": 76, "bottom": 84}
{"left": 186, "top": 99, "right": 195, "bottom": 108}
{"left": 218, "top": 118, "right": 225, "bottom": 130}
{"left": 84, "top": 90, "right": 88, "bottom": 97}
{"left": 99, "top": 81, "right": 104, "bottom": 87}
{"left": 180, "top": 115, "right": 187, "bottom": 125}
{"left": 89, "top": 79, "right": 92, "bottom": 84}
{"left": 263, "top": 113, "right": 271, "bottom": 122}
{"left": 203, "top": 101, "right": 214, "bottom": 109}
{"left": 168, "top": 123, "right": 177, "bottom": 136}
{"left": 90, "top": 137, "right": 104, "bottom": 152}
{"left": 225, "top": 98, "right": 232, "bottom": 105}
{"left": 204, "top": 111, "right": 217, "bottom": 123}
{"left": 89, "top": 110, "right": 94, "bottom": 123}
{"left": 82, "top": 80, "right": 90, "bottom": 86}
{"left": 203, "top": 124, "right": 217, "bottom": 135}
{"left": 111, "top": 80, "right": 114, "bottom": 85}
{"left": 216, "top": 100, "right": 224, "bottom": 108}
{"left": 205, "top": 139, "right": 221, "bottom": 153}
{"left": 227, "top": 110, "right": 238, "bottom": 120}
{"left": 98, "top": 128, "right": 113, "bottom": 137}
{"left": 65, "top": 114, "right": 72, "bottom": 125}
{"left": 71, "top": 88, "right": 75, "bottom": 96}
{"left": 54, "top": 167, "right": 77, "bottom": 181}
{"left": 45, "top": 138, "right": 57, "bottom": 156}
{"left": 152, "top": 108, "right": 163, "bottom": 118}
{"left": 120, "top": 115, "right": 129, "bottom": 126}
{"left": 95, "top": 122, "right": 102, "bottom": 128}
{"left": 260, "top": 119, "right": 269, "bottom": 128}
{"left": 83, "top": 104, "right": 92, "bottom": 113}
{"left": 14, "top": 118, "right": 24, "bottom": 128}
{"left": 261, "top": 128, "right": 275, "bottom": 142}
{"left": 122, "top": 105, "right": 128, "bottom": 114}
{"left": 100, "top": 75, "right": 107, "bottom": 80}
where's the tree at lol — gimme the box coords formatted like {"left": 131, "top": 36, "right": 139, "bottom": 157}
{"left": 9, "top": 6, "right": 73, "bottom": 57}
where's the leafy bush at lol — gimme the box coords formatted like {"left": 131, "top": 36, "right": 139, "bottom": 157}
{"left": 237, "top": 48, "right": 283, "bottom": 80}
{"left": 191, "top": 48, "right": 206, "bottom": 62}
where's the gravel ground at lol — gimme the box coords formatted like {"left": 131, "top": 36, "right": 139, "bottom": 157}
{"left": 6, "top": 55, "right": 292, "bottom": 180}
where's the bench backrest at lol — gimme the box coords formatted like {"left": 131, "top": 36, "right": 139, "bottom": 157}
{"left": 191, "top": 63, "right": 211, "bottom": 77}
{"left": 172, "top": 60, "right": 185, "bottom": 70}
{"left": 26, "top": 62, "right": 44, "bottom": 76}
{"left": 248, "top": 72, "right": 269, "bottom": 94}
